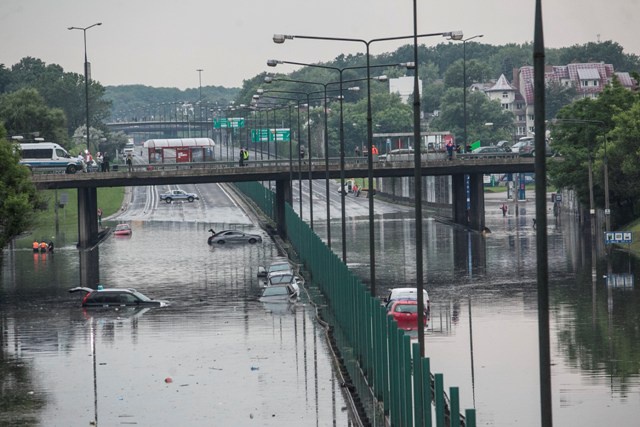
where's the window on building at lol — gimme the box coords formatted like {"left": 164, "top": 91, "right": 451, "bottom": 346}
{"left": 594, "top": 80, "right": 599, "bottom": 86}
{"left": 528, "top": 114, "right": 534, "bottom": 121}
{"left": 528, "top": 126, "right": 534, "bottom": 133}
{"left": 582, "top": 80, "right": 589, "bottom": 87}
{"left": 502, "top": 103, "right": 510, "bottom": 110}
{"left": 518, "top": 127, "right": 526, "bottom": 135}
{"left": 502, "top": 92, "right": 509, "bottom": 98}
{"left": 516, "top": 103, "right": 524, "bottom": 109}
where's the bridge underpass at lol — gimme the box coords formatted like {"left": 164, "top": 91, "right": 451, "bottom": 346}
{"left": 30, "top": 157, "right": 535, "bottom": 248}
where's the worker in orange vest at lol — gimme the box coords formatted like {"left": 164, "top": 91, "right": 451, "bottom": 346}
{"left": 371, "top": 145, "right": 379, "bottom": 155}
{"left": 39, "top": 241, "right": 49, "bottom": 253}
{"left": 33, "top": 240, "right": 39, "bottom": 253}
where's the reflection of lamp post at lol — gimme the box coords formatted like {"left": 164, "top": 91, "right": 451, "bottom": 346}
{"left": 68, "top": 22, "right": 102, "bottom": 154}
{"left": 274, "top": 29, "right": 462, "bottom": 295}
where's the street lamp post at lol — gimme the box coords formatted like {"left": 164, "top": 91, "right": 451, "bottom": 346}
{"left": 457, "top": 35, "right": 483, "bottom": 147}
{"left": 267, "top": 60, "right": 413, "bottom": 262}
{"left": 68, "top": 22, "right": 102, "bottom": 154}
{"left": 274, "top": 29, "right": 462, "bottom": 295}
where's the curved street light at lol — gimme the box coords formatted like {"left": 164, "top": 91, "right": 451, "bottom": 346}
{"left": 68, "top": 22, "right": 102, "bottom": 154}
{"left": 454, "top": 34, "right": 483, "bottom": 147}
{"left": 273, "top": 30, "right": 462, "bottom": 296}
{"left": 267, "top": 60, "right": 413, "bottom": 262}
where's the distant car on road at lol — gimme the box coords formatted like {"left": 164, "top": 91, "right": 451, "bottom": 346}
{"left": 69, "top": 287, "right": 169, "bottom": 308}
{"left": 160, "top": 189, "right": 199, "bottom": 203}
{"left": 470, "top": 146, "right": 513, "bottom": 155}
{"left": 208, "top": 229, "right": 262, "bottom": 245}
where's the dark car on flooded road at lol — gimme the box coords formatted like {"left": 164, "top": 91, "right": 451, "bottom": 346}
{"left": 69, "top": 287, "right": 170, "bottom": 308}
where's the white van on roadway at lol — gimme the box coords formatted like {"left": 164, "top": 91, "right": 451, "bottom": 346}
{"left": 18, "top": 142, "right": 83, "bottom": 174}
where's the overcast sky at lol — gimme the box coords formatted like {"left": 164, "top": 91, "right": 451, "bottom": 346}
{"left": 2, "top": 0, "right": 638, "bottom": 90}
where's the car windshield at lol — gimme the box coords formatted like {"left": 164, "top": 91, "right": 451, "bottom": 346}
{"left": 394, "top": 303, "right": 418, "bottom": 313}
{"left": 262, "top": 286, "right": 290, "bottom": 297}
{"left": 269, "top": 275, "right": 294, "bottom": 285}
{"left": 130, "top": 290, "right": 151, "bottom": 302}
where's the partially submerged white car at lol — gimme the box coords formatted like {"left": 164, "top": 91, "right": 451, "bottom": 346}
{"left": 383, "top": 287, "right": 430, "bottom": 314}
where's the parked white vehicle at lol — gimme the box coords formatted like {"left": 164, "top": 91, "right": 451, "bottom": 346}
{"left": 17, "top": 142, "right": 83, "bottom": 174}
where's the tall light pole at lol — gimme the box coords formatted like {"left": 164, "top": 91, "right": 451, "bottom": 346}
{"left": 267, "top": 60, "right": 413, "bottom": 262}
{"left": 196, "top": 69, "right": 204, "bottom": 103}
{"left": 456, "top": 34, "right": 483, "bottom": 148}
{"left": 274, "top": 30, "right": 462, "bottom": 295}
{"left": 68, "top": 22, "right": 102, "bottom": 154}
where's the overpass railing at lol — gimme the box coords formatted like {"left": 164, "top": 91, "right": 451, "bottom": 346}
{"left": 235, "top": 181, "right": 476, "bottom": 427}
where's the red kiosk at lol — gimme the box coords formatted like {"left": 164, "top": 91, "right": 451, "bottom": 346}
{"left": 143, "top": 138, "right": 216, "bottom": 164}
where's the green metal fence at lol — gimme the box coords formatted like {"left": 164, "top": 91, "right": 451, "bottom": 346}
{"left": 235, "top": 181, "right": 476, "bottom": 427}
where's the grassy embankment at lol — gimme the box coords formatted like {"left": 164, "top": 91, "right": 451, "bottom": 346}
{"left": 15, "top": 187, "right": 125, "bottom": 249}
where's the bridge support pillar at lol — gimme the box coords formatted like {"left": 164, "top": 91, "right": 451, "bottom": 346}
{"left": 275, "top": 179, "right": 292, "bottom": 239}
{"left": 468, "top": 173, "right": 486, "bottom": 231}
{"left": 452, "top": 174, "right": 467, "bottom": 225}
{"left": 77, "top": 187, "right": 99, "bottom": 249}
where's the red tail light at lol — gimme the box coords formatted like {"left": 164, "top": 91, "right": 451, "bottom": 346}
{"left": 81, "top": 292, "right": 92, "bottom": 305}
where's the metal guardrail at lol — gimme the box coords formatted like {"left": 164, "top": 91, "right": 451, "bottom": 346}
{"left": 236, "top": 181, "right": 476, "bottom": 427}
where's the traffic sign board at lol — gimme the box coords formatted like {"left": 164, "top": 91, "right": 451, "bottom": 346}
{"left": 214, "top": 117, "right": 245, "bottom": 129}
{"left": 251, "top": 128, "right": 290, "bottom": 142}
{"left": 605, "top": 231, "right": 633, "bottom": 245}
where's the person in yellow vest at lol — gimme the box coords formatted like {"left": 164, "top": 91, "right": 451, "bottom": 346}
{"left": 39, "top": 241, "right": 49, "bottom": 253}
{"left": 242, "top": 148, "right": 249, "bottom": 166}
{"left": 33, "top": 240, "right": 39, "bottom": 253}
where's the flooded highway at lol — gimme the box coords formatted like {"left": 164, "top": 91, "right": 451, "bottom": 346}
{"left": 1, "top": 183, "right": 355, "bottom": 426}
{"left": 2, "top": 180, "right": 640, "bottom": 426}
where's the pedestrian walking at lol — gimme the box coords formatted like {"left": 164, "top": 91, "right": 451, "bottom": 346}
{"left": 242, "top": 148, "right": 249, "bottom": 166}
{"left": 126, "top": 152, "right": 133, "bottom": 172}
{"left": 500, "top": 203, "right": 508, "bottom": 217}
{"left": 97, "top": 208, "right": 103, "bottom": 227}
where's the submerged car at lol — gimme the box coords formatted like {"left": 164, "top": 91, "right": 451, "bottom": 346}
{"left": 267, "top": 273, "right": 301, "bottom": 296}
{"left": 114, "top": 223, "right": 132, "bottom": 236}
{"left": 69, "top": 287, "right": 169, "bottom": 308}
{"left": 208, "top": 229, "right": 262, "bottom": 245}
{"left": 384, "top": 287, "right": 430, "bottom": 314}
{"left": 160, "top": 189, "right": 199, "bottom": 203}
{"left": 387, "top": 300, "right": 427, "bottom": 330}
{"left": 259, "top": 283, "right": 299, "bottom": 302}
{"left": 257, "top": 259, "right": 294, "bottom": 278}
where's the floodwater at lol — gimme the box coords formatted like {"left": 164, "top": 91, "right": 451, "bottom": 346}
{"left": 314, "top": 191, "right": 640, "bottom": 426}
{"left": 1, "top": 212, "right": 354, "bottom": 426}
{"left": 3, "top": 181, "right": 640, "bottom": 426}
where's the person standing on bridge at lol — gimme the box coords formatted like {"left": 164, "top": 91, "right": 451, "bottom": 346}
{"left": 126, "top": 152, "right": 133, "bottom": 172}
{"left": 239, "top": 148, "right": 245, "bottom": 167}
{"left": 242, "top": 148, "right": 249, "bottom": 166}
{"left": 446, "top": 140, "right": 455, "bottom": 160}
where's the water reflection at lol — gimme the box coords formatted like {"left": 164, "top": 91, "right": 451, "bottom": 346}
{"left": 315, "top": 201, "right": 640, "bottom": 426}
{"left": 1, "top": 222, "right": 353, "bottom": 426}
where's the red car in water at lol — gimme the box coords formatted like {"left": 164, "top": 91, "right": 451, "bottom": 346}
{"left": 387, "top": 300, "right": 428, "bottom": 330}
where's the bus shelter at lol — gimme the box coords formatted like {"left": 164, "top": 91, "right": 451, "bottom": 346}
{"left": 143, "top": 138, "right": 216, "bottom": 164}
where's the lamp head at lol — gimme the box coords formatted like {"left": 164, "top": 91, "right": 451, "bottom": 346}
{"left": 264, "top": 76, "right": 274, "bottom": 84}
{"left": 252, "top": 94, "right": 260, "bottom": 100}
{"left": 374, "top": 75, "right": 388, "bottom": 82}
{"left": 273, "top": 34, "right": 293, "bottom": 44}
{"left": 347, "top": 86, "right": 360, "bottom": 91}
{"left": 401, "top": 62, "right": 416, "bottom": 70}
{"left": 446, "top": 31, "right": 464, "bottom": 41}
{"left": 256, "top": 89, "right": 265, "bottom": 95}
{"left": 267, "top": 59, "right": 281, "bottom": 67}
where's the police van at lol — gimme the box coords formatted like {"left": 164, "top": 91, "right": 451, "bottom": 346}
{"left": 18, "top": 142, "right": 83, "bottom": 174}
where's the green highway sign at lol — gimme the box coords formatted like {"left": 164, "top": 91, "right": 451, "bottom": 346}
{"left": 214, "top": 117, "right": 245, "bottom": 129}
{"left": 251, "top": 128, "right": 290, "bottom": 143}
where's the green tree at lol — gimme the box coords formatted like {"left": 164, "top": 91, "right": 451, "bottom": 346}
{"left": 545, "top": 80, "right": 577, "bottom": 119}
{"left": 430, "top": 89, "right": 514, "bottom": 144}
{"left": 0, "top": 88, "right": 69, "bottom": 146}
{"left": 0, "top": 125, "right": 42, "bottom": 249}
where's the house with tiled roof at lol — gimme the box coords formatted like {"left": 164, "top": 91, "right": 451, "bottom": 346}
{"left": 510, "top": 62, "right": 636, "bottom": 137}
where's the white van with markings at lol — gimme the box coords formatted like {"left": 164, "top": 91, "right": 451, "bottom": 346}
{"left": 18, "top": 142, "right": 83, "bottom": 174}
